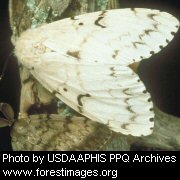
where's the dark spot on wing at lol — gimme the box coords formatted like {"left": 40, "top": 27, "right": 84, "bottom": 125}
{"left": 148, "top": 98, "right": 152, "bottom": 102}
{"left": 110, "top": 67, "right": 115, "bottom": 71}
{"left": 63, "top": 88, "right": 68, "bottom": 92}
{"left": 143, "top": 90, "right": 147, "bottom": 94}
{"left": 110, "top": 72, "right": 116, "bottom": 77}
{"left": 124, "top": 97, "right": 136, "bottom": 122}
{"left": 77, "top": 94, "right": 91, "bottom": 106}
{"left": 150, "top": 51, "right": 155, "bottom": 55}
{"left": 67, "top": 50, "right": 81, "bottom": 59}
{"left": 131, "top": 8, "right": 137, "bottom": 15}
{"left": 109, "top": 67, "right": 117, "bottom": 77}
{"left": 132, "top": 41, "right": 145, "bottom": 48}
{"left": 166, "top": 39, "right": 170, "bottom": 43}
{"left": 147, "top": 13, "right": 157, "bottom": 20}
{"left": 152, "top": 23, "right": 158, "bottom": 30}
{"left": 159, "top": 45, "right": 163, "bottom": 49}
{"left": 130, "top": 115, "right": 137, "bottom": 122}
{"left": 139, "top": 34, "right": 143, "bottom": 40}
{"left": 95, "top": 16, "right": 106, "bottom": 28}
{"left": 144, "top": 29, "right": 155, "bottom": 35}
{"left": 175, "top": 25, "right": 179, "bottom": 28}
{"left": 112, "top": 50, "right": 119, "bottom": 59}
{"left": 124, "top": 97, "right": 130, "bottom": 104}
{"left": 123, "top": 88, "right": 131, "bottom": 96}
{"left": 171, "top": 32, "right": 176, "bottom": 35}
{"left": 79, "top": 22, "right": 84, "bottom": 26}
{"left": 149, "top": 118, "right": 154, "bottom": 122}
{"left": 127, "top": 106, "right": 134, "bottom": 114}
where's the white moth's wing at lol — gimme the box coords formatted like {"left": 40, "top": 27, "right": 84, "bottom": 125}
{"left": 31, "top": 56, "right": 154, "bottom": 136}
{"left": 16, "top": 8, "right": 179, "bottom": 67}
{"left": 15, "top": 8, "right": 179, "bottom": 136}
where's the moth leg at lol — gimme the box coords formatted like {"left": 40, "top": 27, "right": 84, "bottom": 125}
{"left": 19, "top": 67, "right": 36, "bottom": 119}
{"left": 35, "top": 82, "right": 54, "bottom": 107}
{"left": 19, "top": 67, "right": 55, "bottom": 119}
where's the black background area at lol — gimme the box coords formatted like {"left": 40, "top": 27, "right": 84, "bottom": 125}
{"left": 120, "top": 0, "right": 180, "bottom": 117}
{"left": 0, "top": 0, "right": 21, "bottom": 151}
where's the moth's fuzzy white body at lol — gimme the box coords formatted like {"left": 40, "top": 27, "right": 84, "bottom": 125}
{"left": 15, "top": 8, "right": 179, "bottom": 136}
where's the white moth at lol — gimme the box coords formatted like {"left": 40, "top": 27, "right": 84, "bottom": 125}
{"left": 15, "top": 8, "right": 179, "bottom": 137}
